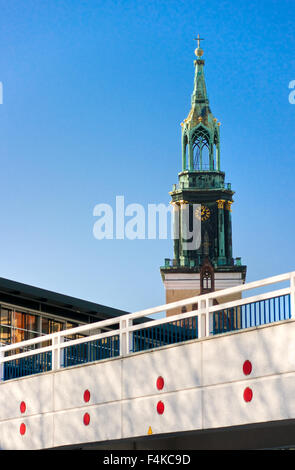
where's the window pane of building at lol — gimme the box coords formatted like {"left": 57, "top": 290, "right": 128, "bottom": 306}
{"left": 42, "top": 317, "right": 49, "bottom": 335}
{"left": 14, "top": 311, "right": 25, "bottom": 330}
{"left": 26, "top": 314, "right": 38, "bottom": 333}
{"left": 42, "top": 317, "right": 64, "bottom": 335}
{"left": 13, "top": 327, "right": 25, "bottom": 343}
{"left": 12, "top": 311, "right": 39, "bottom": 343}
{"left": 51, "top": 320, "right": 63, "bottom": 333}
{"left": 0, "top": 325, "right": 11, "bottom": 345}
{"left": 0, "top": 307, "right": 12, "bottom": 327}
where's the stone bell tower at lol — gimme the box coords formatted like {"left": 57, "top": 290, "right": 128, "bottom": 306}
{"left": 160, "top": 37, "right": 247, "bottom": 316}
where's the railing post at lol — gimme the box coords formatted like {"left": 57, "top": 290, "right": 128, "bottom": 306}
{"left": 0, "top": 348, "right": 4, "bottom": 381}
{"left": 290, "top": 273, "right": 295, "bottom": 319}
{"left": 52, "top": 335, "right": 64, "bottom": 371}
{"left": 119, "top": 319, "right": 126, "bottom": 356}
{"left": 207, "top": 298, "right": 214, "bottom": 336}
{"left": 198, "top": 299, "right": 207, "bottom": 338}
{"left": 60, "top": 335, "right": 65, "bottom": 368}
{"left": 128, "top": 319, "right": 133, "bottom": 354}
{"left": 120, "top": 317, "right": 132, "bottom": 356}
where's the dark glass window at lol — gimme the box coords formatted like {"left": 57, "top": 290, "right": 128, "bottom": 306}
{"left": 13, "top": 311, "right": 39, "bottom": 342}
{"left": 42, "top": 317, "right": 64, "bottom": 335}
{"left": 0, "top": 307, "right": 12, "bottom": 345}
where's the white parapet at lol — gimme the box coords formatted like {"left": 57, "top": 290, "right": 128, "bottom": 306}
{"left": 0, "top": 319, "right": 295, "bottom": 449}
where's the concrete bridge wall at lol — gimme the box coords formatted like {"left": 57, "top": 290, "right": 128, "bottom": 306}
{"left": 1, "top": 319, "right": 295, "bottom": 449}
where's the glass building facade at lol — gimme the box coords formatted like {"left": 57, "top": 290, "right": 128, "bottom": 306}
{"left": 0, "top": 305, "right": 79, "bottom": 346}
{"left": 0, "top": 277, "right": 129, "bottom": 347}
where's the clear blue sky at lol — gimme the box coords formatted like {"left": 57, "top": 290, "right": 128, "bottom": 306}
{"left": 0, "top": 0, "right": 294, "bottom": 313}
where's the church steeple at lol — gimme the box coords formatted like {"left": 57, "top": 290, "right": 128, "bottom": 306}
{"left": 181, "top": 42, "right": 220, "bottom": 172}
{"left": 160, "top": 39, "right": 247, "bottom": 317}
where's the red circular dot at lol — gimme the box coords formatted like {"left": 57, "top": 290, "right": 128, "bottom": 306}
{"left": 157, "top": 401, "right": 165, "bottom": 415}
{"left": 243, "top": 387, "right": 253, "bottom": 402}
{"left": 156, "top": 376, "right": 164, "bottom": 390}
{"left": 20, "top": 423, "right": 26, "bottom": 435}
{"left": 243, "top": 360, "right": 252, "bottom": 376}
{"left": 83, "top": 412, "right": 90, "bottom": 426}
{"left": 83, "top": 390, "right": 90, "bottom": 402}
{"left": 20, "top": 401, "right": 26, "bottom": 414}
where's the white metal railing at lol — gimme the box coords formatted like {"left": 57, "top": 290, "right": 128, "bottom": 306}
{"left": 0, "top": 270, "right": 295, "bottom": 381}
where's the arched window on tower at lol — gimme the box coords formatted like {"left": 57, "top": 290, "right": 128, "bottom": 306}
{"left": 200, "top": 258, "right": 215, "bottom": 294}
{"left": 193, "top": 129, "right": 210, "bottom": 170}
{"left": 202, "top": 270, "right": 212, "bottom": 290}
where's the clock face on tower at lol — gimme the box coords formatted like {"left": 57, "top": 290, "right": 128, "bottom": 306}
{"left": 194, "top": 205, "right": 211, "bottom": 222}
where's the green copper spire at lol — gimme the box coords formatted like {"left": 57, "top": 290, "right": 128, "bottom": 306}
{"left": 191, "top": 57, "right": 209, "bottom": 104}
{"left": 181, "top": 41, "right": 221, "bottom": 172}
